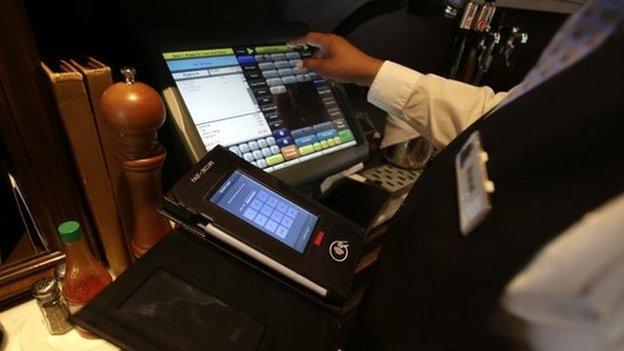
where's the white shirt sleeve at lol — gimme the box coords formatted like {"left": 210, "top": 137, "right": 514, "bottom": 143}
{"left": 500, "top": 193, "right": 624, "bottom": 350}
{"left": 367, "top": 61, "right": 508, "bottom": 149}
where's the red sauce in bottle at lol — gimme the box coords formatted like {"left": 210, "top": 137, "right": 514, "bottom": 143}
{"left": 58, "top": 221, "right": 112, "bottom": 338}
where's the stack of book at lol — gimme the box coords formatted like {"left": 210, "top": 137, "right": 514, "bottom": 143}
{"left": 42, "top": 58, "right": 131, "bottom": 275}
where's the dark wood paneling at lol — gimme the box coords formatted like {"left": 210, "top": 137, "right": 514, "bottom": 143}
{"left": 0, "top": 0, "right": 103, "bottom": 301}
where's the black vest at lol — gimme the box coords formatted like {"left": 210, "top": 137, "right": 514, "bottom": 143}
{"left": 357, "top": 28, "right": 624, "bottom": 350}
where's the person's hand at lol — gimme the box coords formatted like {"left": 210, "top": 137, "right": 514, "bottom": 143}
{"left": 288, "top": 32, "right": 383, "bottom": 87}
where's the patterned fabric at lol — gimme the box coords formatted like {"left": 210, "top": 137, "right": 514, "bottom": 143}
{"left": 497, "top": 0, "right": 624, "bottom": 108}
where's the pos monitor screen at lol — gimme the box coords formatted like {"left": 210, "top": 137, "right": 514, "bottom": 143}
{"left": 150, "top": 23, "right": 368, "bottom": 186}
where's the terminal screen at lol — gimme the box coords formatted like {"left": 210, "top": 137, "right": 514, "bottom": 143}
{"left": 209, "top": 171, "right": 317, "bottom": 253}
{"left": 163, "top": 44, "right": 357, "bottom": 172}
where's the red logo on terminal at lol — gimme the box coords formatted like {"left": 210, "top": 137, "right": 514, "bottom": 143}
{"left": 313, "top": 230, "right": 325, "bottom": 247}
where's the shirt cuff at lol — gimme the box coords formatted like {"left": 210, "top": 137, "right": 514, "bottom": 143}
{"left": 367, "top": 61, "right": 424, "bottom": 117}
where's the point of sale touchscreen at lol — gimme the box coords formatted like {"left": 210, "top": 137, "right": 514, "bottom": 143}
{"left": 163, "top": 45, "right": 357, "bottom": 172}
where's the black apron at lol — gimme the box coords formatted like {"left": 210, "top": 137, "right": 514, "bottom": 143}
{"left": 357, "top": 28, "right": 624, "bottom": 350}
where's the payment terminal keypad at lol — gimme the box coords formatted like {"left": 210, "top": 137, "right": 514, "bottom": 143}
{"left": 243, "top": 191, "right": 299, "bottom": 239}
{"left": 210, "top": 171, "right": 317, "bottom": 252}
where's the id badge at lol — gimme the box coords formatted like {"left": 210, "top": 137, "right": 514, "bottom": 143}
{"left": 455, "top": 131, "right": 495, "bottom": 236}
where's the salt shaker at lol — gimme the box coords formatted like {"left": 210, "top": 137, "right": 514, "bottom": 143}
{"left": 32, "top": 277, "right": 73, "bottom": 335}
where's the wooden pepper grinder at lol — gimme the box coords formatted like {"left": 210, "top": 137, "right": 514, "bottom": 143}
{"left": 101, "top": 67, "right": 170, "bottom": 259}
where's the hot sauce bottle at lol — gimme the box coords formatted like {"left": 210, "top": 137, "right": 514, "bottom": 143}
{"left": 58, "top": 220, "right": 112, "bottom": 338}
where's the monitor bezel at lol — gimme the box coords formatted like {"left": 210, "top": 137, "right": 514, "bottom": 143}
{"left": 144, "top": 22, "right": 368, "bottom": 186}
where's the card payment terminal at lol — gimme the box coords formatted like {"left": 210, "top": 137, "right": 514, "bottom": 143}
{"left": 161, "top": 146, "right": 367, "bottom": 300}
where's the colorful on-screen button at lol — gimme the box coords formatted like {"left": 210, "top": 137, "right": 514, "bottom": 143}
{"left": 237, "top": 55, "right": 257, "bottom": 65}
{"left": 313, "top": 121, "right": 334, "bottom": 133}
{"left": 290, "top": 127, "right": 314, "bottom": 139}
{"left": 298, "top": 144, "right": 315, "bottom": 156}
{"left": 276, "top": 136, "right": 293, "bottom": 147}
{"left": 295, "top": 134, "right": 318, "bottom": 147}
{"left": 265, "top": 154, "right": 284, "bottom": 166}
{"left": 316, "top": 128, "right": 338, "bottom": 140}
{"left": 281, "top": 145, "right": 300, "bottom": 160}
{"left": 273, "top": 128, "right": 290, "bottom": 138}
{"left": 338, "top": 129, "right": 354, "bottom": 143}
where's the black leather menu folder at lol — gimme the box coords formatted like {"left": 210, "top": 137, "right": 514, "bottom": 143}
{"left": 73, "top": 229, "right": 357, "bottom": 351}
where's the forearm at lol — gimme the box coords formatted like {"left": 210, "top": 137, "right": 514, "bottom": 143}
{"left": 368, "top": 61, "right": 508, "bottom": 149}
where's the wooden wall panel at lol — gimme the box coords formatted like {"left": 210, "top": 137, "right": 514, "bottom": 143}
{"left": 0, "top": 0, "right": 103, "bottom": 301}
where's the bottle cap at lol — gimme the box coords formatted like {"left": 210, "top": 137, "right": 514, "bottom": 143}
{"left": 58, "top": 221, "right": 81, "bottom": 243}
